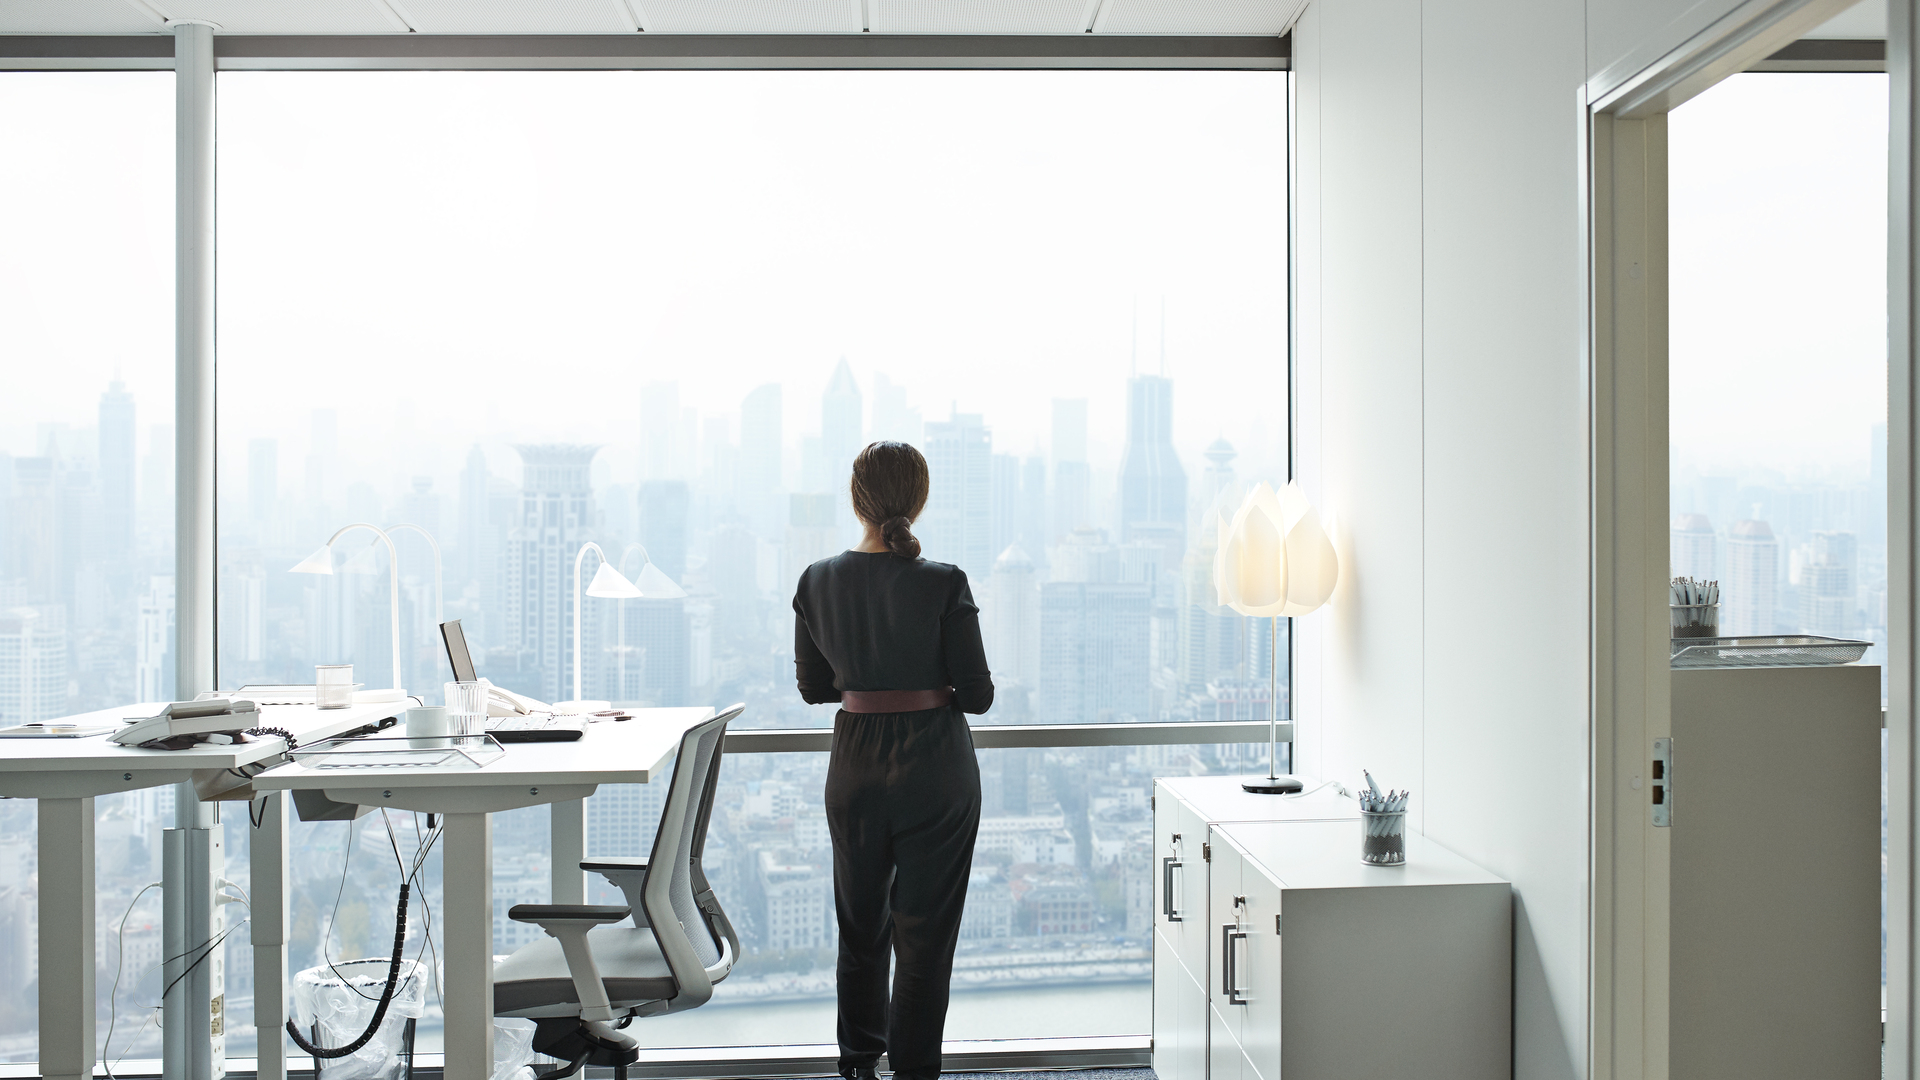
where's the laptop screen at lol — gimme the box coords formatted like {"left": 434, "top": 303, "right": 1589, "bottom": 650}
{"left": 440, "top": 619, "right": 478, "bottom": 683}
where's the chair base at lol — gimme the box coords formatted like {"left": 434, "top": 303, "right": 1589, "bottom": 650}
{"left": 532, "top": 1017, "right": 641, "bottom": 1080}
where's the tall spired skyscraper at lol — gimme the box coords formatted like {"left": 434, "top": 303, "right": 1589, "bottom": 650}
{"left": 1119, "top": 374, "right": 1187, "bottom": 549}
{"left": 505, "top": 444, "right": 603, "bottom": 703}
{"left": 822, "top": 358, "right": 864, "bottom": 484}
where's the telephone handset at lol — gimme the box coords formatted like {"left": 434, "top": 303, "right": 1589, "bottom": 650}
{"left": 478, "top": 679, "right": 548, "bottom": 717}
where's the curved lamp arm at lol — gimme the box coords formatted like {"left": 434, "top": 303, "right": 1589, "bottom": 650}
{"left": 323, "top": 523, "right": 403, "bottom": 694}
{"left": 574, "top": 542, "right": 606, "bottom": 707}
{"left": 385, "top": 522, "right": 444, "bottom": 625}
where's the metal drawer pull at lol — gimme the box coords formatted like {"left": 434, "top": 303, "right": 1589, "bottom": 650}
{"left": 1222, "top": 921, "right": 1249, "bottom": 1005}
{"left": 1163, "top": 856, "right": 1184, "bottom": 921}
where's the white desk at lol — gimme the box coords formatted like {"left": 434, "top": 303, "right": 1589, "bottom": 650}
{"left": 0, "top": 701, "right": 397, "bottom": 1080}
{"left": 251, "top": 706, "right": 712, "bottom": 1080}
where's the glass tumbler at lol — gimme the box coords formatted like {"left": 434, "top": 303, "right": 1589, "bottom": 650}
{"left": 316, "top": 664, "right": 353, "bottom": 709}
{"left": 445, "top": 680, "right": 490, "bottom": 736}
{"left": 1360, "top": 810, "right": 1407, "bottom": 866}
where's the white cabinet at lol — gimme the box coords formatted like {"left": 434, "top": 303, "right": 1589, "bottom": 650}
{"left": 1670, "top": 665, "right": 1881, "bottom": 1080}
{"left": 1152, "top": 776, "right": 1510, "bottom": 1080}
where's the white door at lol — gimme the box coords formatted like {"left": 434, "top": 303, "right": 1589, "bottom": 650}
{"left": 1236, "top": 858, "right": 1283, "bottom": 1080}
{"left": 1174, "top": 952, "right": 1210, "bottom": 1080}
{"left": 1206, "top": 829, "right": 1246, "bottom": 1050}
{"left": 1171, "top": 798, "right": 1212, "bottom": 975}
{"left": 1208, "top": 1002, "right": 1243, "bottom": 1080}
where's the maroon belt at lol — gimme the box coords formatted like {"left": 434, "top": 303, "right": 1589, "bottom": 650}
{"left": 840, "top": 688, "right": 955, "bottom": 713}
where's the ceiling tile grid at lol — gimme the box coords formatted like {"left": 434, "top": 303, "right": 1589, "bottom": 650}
{"left": 633, "top": 0, "right": 862, "bottom": 34}
{"left": 0, "top": 0, "right": 163, "bottom": 33}
{"left": 871, "top": 0, "right": 1094, "bottom": 34}
{"left": 151, "top": 0, "right": 401, "bottom": 34}
{"left": 395, "top": 0, "right": 637, "bottom": 33}
{"left": 1094, "top": 0, "right": 1292, "bottom": 35}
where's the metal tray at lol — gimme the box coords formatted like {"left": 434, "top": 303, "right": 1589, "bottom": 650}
{"left": 1670, "top": 635, "right": 1872, "bottom": 669}
{"left": 288, "top": 731, "right": 505, "bottom": 771}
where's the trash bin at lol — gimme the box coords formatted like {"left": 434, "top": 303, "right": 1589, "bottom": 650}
{"left": 292, "top": 958, "right": 428, "bottom": 1080}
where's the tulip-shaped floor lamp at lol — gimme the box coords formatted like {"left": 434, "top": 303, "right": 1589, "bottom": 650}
{"left": 1212, "top": 481, "right": 1340, "bottom": 794}
{"left": 290, "top": 523, "right": 408, "bottom": 702}
{"left": 613, "top": 544, "right": 689, "bottom": 704}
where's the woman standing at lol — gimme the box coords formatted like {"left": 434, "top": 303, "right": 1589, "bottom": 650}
{"left": 792, "top": 440, "right": 996, "bottom": 1080}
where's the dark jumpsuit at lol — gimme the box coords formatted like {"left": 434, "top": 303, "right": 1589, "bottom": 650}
{"left": 793, "top": 550, "right": 995, "bottom": 1080}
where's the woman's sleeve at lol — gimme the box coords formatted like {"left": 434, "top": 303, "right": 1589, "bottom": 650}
{"left": 944, "top": 569, "right": 995, "bottom": 715}
{"left": 792, "top": 576, "right": 842, "bottom": 705}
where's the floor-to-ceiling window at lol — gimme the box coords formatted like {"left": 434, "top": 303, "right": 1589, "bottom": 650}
{"left": 1668, "top": 66, "right": 1889, "bottom": 1005}
{"left": 205, "top": 69, "right": 1290, "bottom": 1057}
{"left": 0, "top": 71, "right": 176, "bottom": 1066}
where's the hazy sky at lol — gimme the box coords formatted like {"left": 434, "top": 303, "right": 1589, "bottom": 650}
{"left": 3, "top": 69, "right": 1289, "bottom": 497}
{"left": 1669, "top": 72, "right": 1888, "bottom": 484}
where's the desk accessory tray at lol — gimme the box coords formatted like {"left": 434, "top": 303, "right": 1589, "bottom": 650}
{"left": 1670, "top": 635, "right": 1872, "bottom": 669}
{"left": 289, "top": 732, "right": 505, "bottom": 771}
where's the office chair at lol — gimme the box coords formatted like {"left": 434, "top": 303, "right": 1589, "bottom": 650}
{"left": 492, "top": 704, "right": 744, "bottom": 1080}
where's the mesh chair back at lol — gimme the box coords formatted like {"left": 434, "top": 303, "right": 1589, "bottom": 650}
{"left": 641, "top": 707, "right": 739, "bottom": 978}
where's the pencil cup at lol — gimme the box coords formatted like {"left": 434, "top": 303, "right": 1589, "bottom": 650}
{"left": 1671, "top": 603, "right": 1719, "bottom": 639}
{"left": 445, "top": 681, "right": 489, "bottom": 737}
{"left": 1360, "top": 811, "right": 1407, "bottom": 866}
{"left": 316, "top": 664, "right": 353, "bottom": 709}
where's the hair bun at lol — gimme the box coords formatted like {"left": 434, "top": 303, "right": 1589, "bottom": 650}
{"left": 880, "top": 516, "right": 922, "bottom": 559}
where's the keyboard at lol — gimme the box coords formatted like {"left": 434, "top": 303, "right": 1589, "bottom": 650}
{"left": 485, "top": 714, "right": 586, "bottom": 743}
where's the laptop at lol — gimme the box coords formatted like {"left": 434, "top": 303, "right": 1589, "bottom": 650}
{"left": 439, "top": 619, "right": 585, "bottom": 743}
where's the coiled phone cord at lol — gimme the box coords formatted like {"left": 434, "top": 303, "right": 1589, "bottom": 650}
{"left": 285, "top": 882, "right": 411, "bottom": 1058}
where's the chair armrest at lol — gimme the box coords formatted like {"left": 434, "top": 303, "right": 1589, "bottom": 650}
{"left": 507, "top": 904, "right": 630, "bottom": 926}
{"left": 580, "top": 858, "right": 648, "bottom": 871}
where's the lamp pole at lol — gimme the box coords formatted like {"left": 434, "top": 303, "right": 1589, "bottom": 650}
{"left": 307, "top": 523, "right": 404, "bottom": 694}
{"left": 385, "top": 522, "right": 444, "bottom": 624}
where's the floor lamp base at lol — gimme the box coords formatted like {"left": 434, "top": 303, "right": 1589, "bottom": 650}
{"left": 1241, "top": 775, "right": 1305, "bottom": 795}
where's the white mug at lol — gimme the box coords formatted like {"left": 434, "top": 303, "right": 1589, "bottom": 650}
{"left": 406, "top": 706, "right": 450, "bottom": 738}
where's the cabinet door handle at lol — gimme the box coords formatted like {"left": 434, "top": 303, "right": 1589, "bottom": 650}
{"left": 1221, "top": 923, "right": 1249, "bottom": 1004}
{"left": 1162, "top": 857, "right": 1184, "bottom": 921}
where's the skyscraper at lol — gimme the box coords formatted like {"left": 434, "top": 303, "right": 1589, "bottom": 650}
{"left": 923, "top": 411, "right": 993, "bottom": 579}
{"left": 1119, "top": 374, "right": 1186, "bottom": 548}
{"left": 989, "top": 453, "right": 1021, "bottom": 565}
{"left": 1798, "top": 530, "right": 1858, "bottom": 638}
{"left": 504, "top": 444, "right": 603, "bottom": 702}
{"left": 986, "top": 543, "right": 1041, "bottom": 691}
{"left": 98, "top": 381, "right": 135, "bottom": 568}
{"left": 822, "top": 358, "right": 864, "bottom": 487}
{"left": 1670, "top": 513, "right": 1715, "bottom": 581}
{"left": 248, "top": 439, "right": 278, "bottom": 525}
{"left": 1039, "top": 581, "right": 1151, "bottom": 723}
{"left": 1051, "top": 399, "right": 1090, "bottom": 542}
{"left": 638, "top": 481, "right": 691, "bottom": 582}
{"left": 870, "top": 373, "right": 922, "bottom": 444}
{"left": 0, "top": 606, "right": 67, "bottom": 722}
{"left": 1724, "top": 519, "right": 1779, "bottom": 636}
{"left": 640, "top": 382, "right": 680, "bottom": 482}
{"left": 739, "top": 384, "right": 784, "bottom": 537}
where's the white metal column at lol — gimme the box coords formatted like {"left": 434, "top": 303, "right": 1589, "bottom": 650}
{"left": 1890, "top": 1, "right": 1918, "bottom": 1074}
{"left": 167, "top": 20, "right": 224, "bottom": 1080}
{"left": 552, "top": 798, "right": 587, "bottom": 904}
{"left": 444, "top": 812, "right": 495, "bottom": 1080}
{"left": 172, "top": 20, "right": 215, "bottom": 701}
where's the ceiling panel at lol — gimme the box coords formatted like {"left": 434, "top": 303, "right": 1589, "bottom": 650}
{"left": 157, "top": 0, "right": 402, "bottom": 33}
{"left": 634, "top": 0, "right": 861, "bottom": 34}
{"left": 1095, "top": 0, "right": 1292, "bottom": 35}
{"left": 871, "top": 0, "right": 1095, "bottom": 34}
{"left": 0, "top": 0, "right": 163, "bottom": 33}
{"left": 396, "top": 0, "right": 638, "bottom": 33}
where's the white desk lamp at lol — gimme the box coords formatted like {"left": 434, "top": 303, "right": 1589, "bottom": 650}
{"left": 291, "top": 523, "right": 408, "bottom": 703}
{"left": 1213, "top": 481, "right": 1339, "bottom": 794}
{"left": 555, "top": 541, "right": 685, "bottom": 714}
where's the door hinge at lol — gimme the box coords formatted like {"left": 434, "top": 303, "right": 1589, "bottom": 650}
{"left": 1652, "top": 737, "right": 1672, "bottom": 827}
{"left": 1275, "top": 912, "right": 1282, "bottom": 935}
{"left": 1202, "top": 842, "right": 1211, "bottom": 862}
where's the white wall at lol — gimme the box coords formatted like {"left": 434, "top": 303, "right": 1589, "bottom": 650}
{"left": 1289, "top": 0, "right": 1737, "bottom": 1076}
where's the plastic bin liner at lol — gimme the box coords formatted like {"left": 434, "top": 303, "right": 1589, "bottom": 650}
{"left": 292, "top": 958, "right": 428, "bottom": 1080}
{"left": 491, "top": 1018, "right": 538, "bottom": 1080}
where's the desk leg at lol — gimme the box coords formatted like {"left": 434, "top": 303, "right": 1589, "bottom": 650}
{"left": 551, "top": 799, "right": 586, "bottom": 905}
{"left": 444, "top": 812, "right": 493, "bottom": 1080}
{"left": 250, "top": 795, "right": 289, "bottom": 1080}
{"left": 39, "top": 797, "right": 95, "bottom": 1080}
